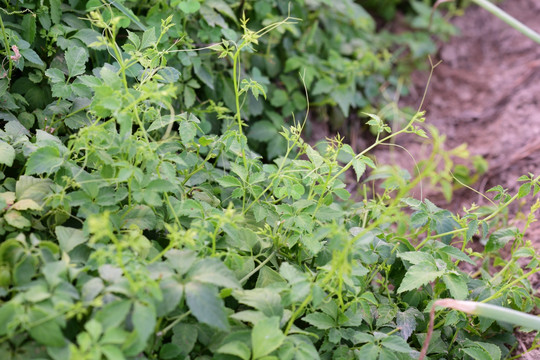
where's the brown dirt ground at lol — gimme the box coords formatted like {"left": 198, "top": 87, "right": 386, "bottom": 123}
{"left": 389, "top": 0, "right": 540, "bottom": 358}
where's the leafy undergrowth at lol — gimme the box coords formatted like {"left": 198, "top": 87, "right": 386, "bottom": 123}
{"left": 0, "top": 2, "right": 539, "bottom": 360}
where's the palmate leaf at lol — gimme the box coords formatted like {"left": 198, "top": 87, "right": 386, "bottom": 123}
{"left": 397, "top": 261, "right": 444, "bottom": 293}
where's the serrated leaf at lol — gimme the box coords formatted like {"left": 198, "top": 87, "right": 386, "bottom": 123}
{"left": 475, "top": 341, "right": 501, "bottom": 360}
{"left": 439, "top": 245, "right": 476, "bottom": 265}
{"left": 352, "top": 158, "right": 366, "bottom": 181}
{"left": 462, "top": 347, "right": 491, "bottom": 360}
{"left": 45, "top": 68, "right": 65, "bottom": 83}
{"left": 398, "top": 251, "right": 434, "bottom": 265}
{"left": 187, "top": 258, "right": 240, "bottom": 289}
{"left": 26, "top": 146, "right": 63, "bottom": 175}
{"left": 466, "top": 219, "right": 479, "bottom": 240}
{"left": 185, "top": 282, "right": 229, "bottom": 330}
{"left": 12, "top": 199, "right": 41, "bottom": 211}
{"left": 4, "top": 210, "right": 31, "bottom": 228}
{"left": 396, "top": 309, "right": 419, "bottom": 340}
{"left": 22, "top": 14, "right": 36, "bottom": 44}
{"left": 217, "top": 341, "right": 251, "bottom": 360}
{"left": 234, "top": 288, "right": 283, "bottom": 317}
{"left": 217, "top": 175, "right": 242, "bottom": 188}
{"left": 55, "top": 226, "right": 88, "bottom": 253}
{"left": 177, "top": 0, "right": 201, "bottom": 13}
{"left": 141, "top": 27, "right": 156, "bottom": 49}
{"left": 381, "top": 335, "right": 413, "bottom": 353}
{"left": 20, "top": 48, "right": 44, "bottom": 66}
{"left": 248, "top": 120, "right": 276, "bottom": 142}
{"left": 442, "top": 273, "right": 468, "bottom": 300}
{"left": 184, "top": 86, "right": 196, "bottom": 108}
{"left": 132, "top": 301, "right": 156, "bottom": 348}
{"left": 303, "top": 312, "right": 335, "bottom": 329}
{"left": 356, "top": 343, "right": 379, "bottom": 359}
{"left": 397, "top": 261, "right": 444, "bottom": 293}
{"left": 0, "top": 140, "right": 15, "bottom": 167}
{"left": 251, "top": 316, "right": 286, "bottom": 359}
{"left": 65, "top": 47, "right": 88, "bottom": 77}
{"left": 180, "top": 121, "right": 197, "bottom": 143}
{"left": 486, "top": 227, "right": 517, "bottom": 252}
{"left": 122, "top": 205, "right": 157, "bottom": 230}
{"left": 28, "top": 308, "right": 65, "bottom": 347}
{"left": 518, "top": 182, "right": 532, "bottom": 199}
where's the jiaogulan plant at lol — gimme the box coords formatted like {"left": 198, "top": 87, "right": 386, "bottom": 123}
{"left": 0, "top": 1, "right": 539, "bottom": 360}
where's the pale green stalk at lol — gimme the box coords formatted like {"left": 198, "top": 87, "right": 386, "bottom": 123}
{"left": 472, "top": 0, "right": 540, "bottom": 44}
{"left": 435, "top": 299, "right": 540, "bottom": 330}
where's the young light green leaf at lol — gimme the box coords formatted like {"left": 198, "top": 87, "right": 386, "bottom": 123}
{"left": 251, "top": 316, "right": 286, "bottom": 359}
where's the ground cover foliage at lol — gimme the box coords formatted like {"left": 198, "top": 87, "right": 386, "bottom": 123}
{"left": 0, "top": 1, "right": 539, "bottom": 359}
